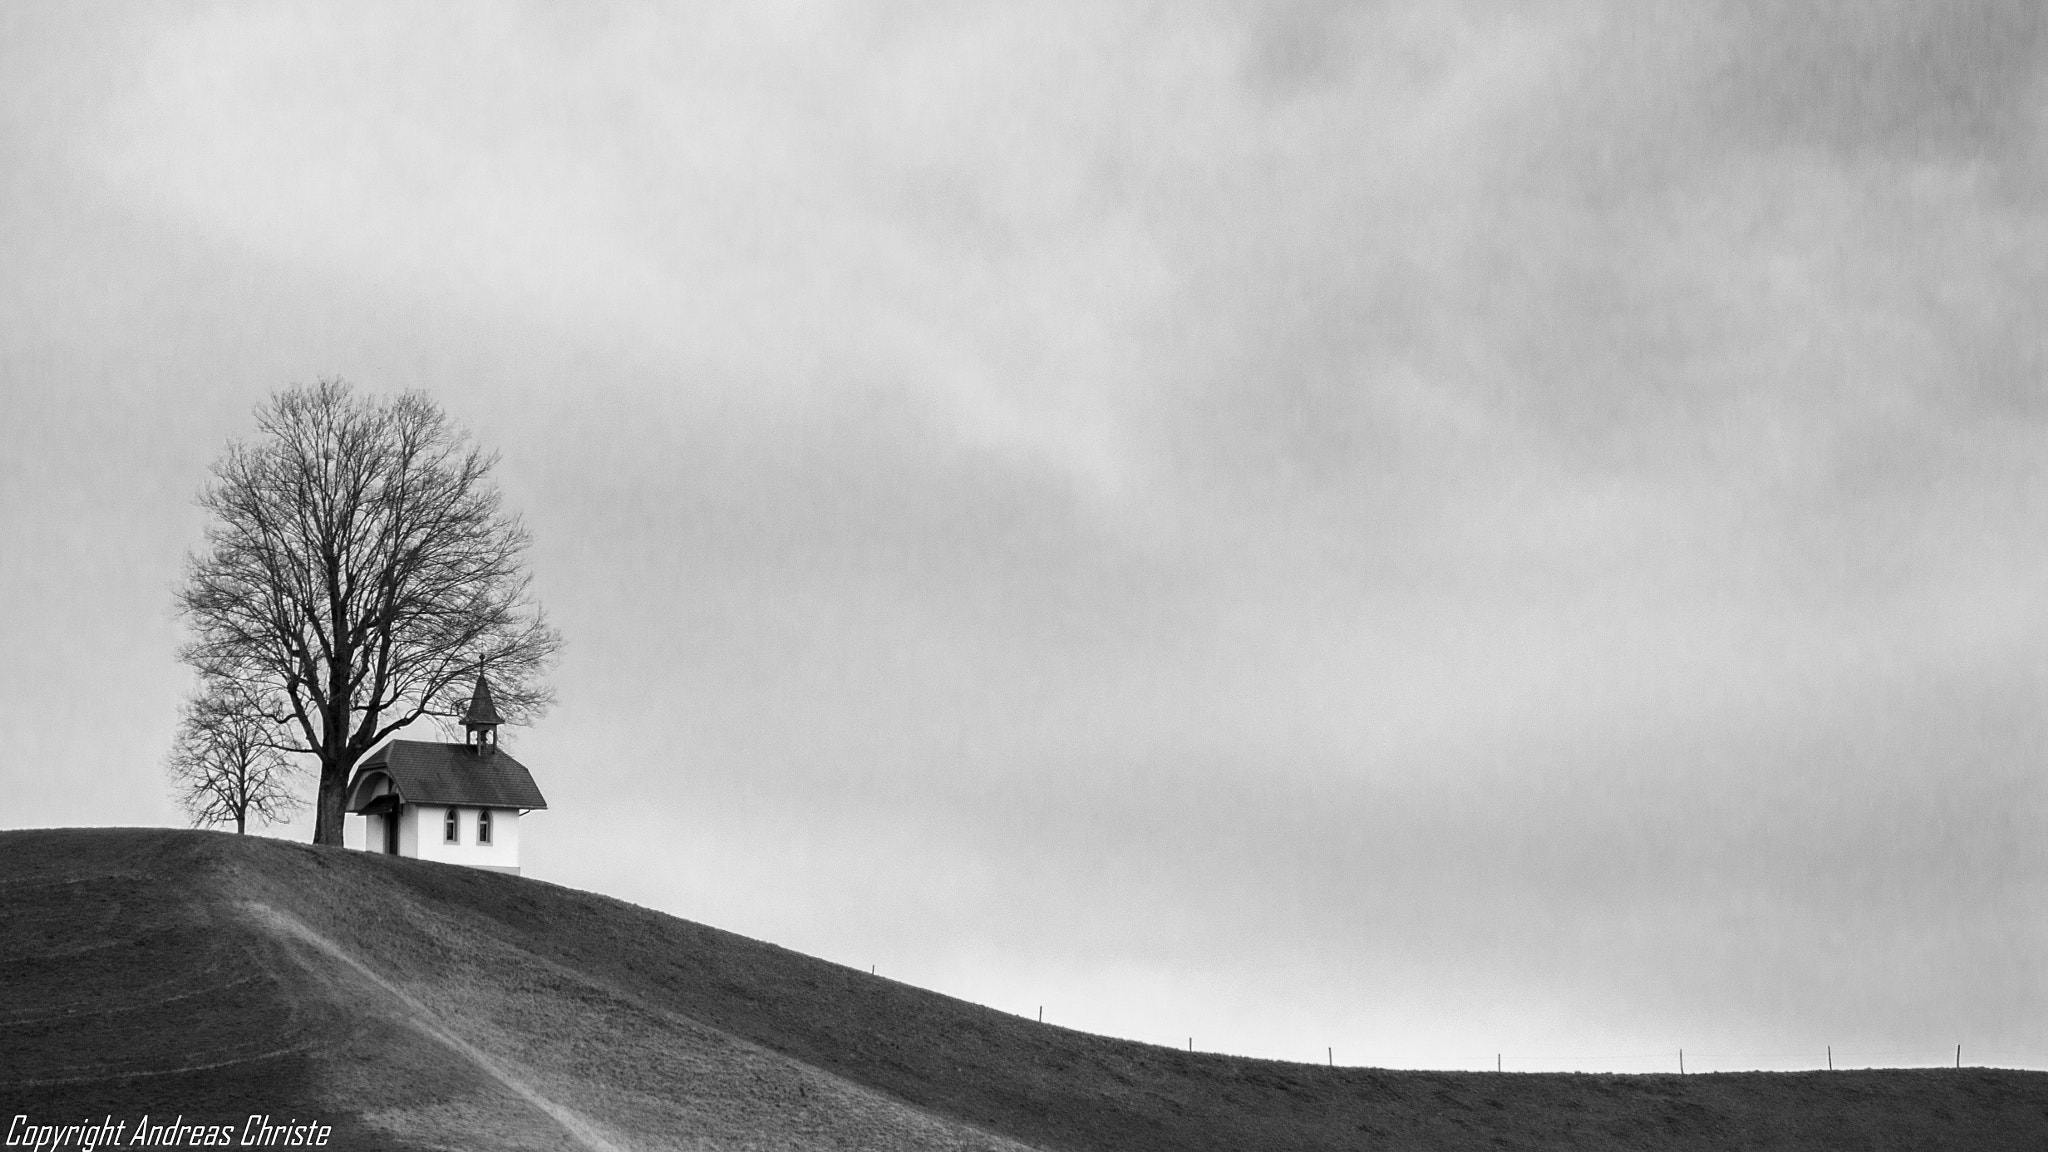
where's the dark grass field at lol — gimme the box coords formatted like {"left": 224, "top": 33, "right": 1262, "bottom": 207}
{"left": 4, "top": 828, "right": 2044, "bottom": 1150}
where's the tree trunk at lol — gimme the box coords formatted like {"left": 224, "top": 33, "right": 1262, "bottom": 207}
{"left": 312, "top": 756, "right": 351, "bottom": 846}
{"left": 235, "top": 811, "right": 246, "bottom": 835}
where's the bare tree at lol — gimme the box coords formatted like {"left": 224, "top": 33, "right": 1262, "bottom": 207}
{"left": 176, "top": 380, "right": 560, "bottom": 845}
{"left": 165, "top": 682, "right": 302, "bottom": 834}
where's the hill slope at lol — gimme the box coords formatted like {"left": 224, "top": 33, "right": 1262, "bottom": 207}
{"left": 3, "top": 829, "right": 2043, "bottom": 1150}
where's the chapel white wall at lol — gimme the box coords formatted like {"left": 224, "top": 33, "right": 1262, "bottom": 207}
{"left": 408, "top": 805, "right": 523, "bottom": 872}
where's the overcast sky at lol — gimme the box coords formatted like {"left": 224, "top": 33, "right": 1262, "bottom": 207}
{"left": 3, "top": 1, "right": 2046, "bottom": 1073}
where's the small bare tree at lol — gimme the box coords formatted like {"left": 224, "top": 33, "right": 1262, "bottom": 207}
{"left": 166, "top": 684, "right": 302, "bottom": 834}
{"left": 176, "top": 380, "right": 560, "bottom": 845}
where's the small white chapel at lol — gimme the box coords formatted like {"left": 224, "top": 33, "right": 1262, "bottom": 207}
{"left": 346, "top": 674, "right": 548, "bottom": 875}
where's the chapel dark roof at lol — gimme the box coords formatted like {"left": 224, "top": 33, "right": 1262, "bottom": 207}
{"left": 462, "top": 675, "right": 503, "bottom": 727}
{"left": 346, "top": 739, "right": 547, "bottom": 811}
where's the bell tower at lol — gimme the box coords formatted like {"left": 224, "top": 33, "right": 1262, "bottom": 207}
{"left": 463, "top": 673, "right": 502, "bottom": 756}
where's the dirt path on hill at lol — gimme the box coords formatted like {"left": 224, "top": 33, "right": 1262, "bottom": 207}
{"left": 240, "top": 900, "right": 631, "bottom": 1152}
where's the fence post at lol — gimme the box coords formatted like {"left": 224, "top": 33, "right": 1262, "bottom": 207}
{"left": 1827, "top": 1046, "right": 1831, "bottom": 1071}
{"left": 1679, "top": 1049, "right": 1684, "bottom": 1075}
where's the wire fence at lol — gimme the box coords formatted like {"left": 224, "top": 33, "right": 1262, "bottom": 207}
{"left": 1014, "top": 1006, "right": 2039, "bottom": 1074}
{"left": 1479, "top": 1045, "right": 2016, "bottom": 1074}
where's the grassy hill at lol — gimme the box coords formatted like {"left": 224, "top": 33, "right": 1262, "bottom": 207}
{"left": 3, "top": 829, "right": 2044, "bottom": 1150}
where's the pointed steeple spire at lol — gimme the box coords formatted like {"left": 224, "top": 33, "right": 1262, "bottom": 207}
{"left": 463, "top": 672, "right": 501, "bottom": 755}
